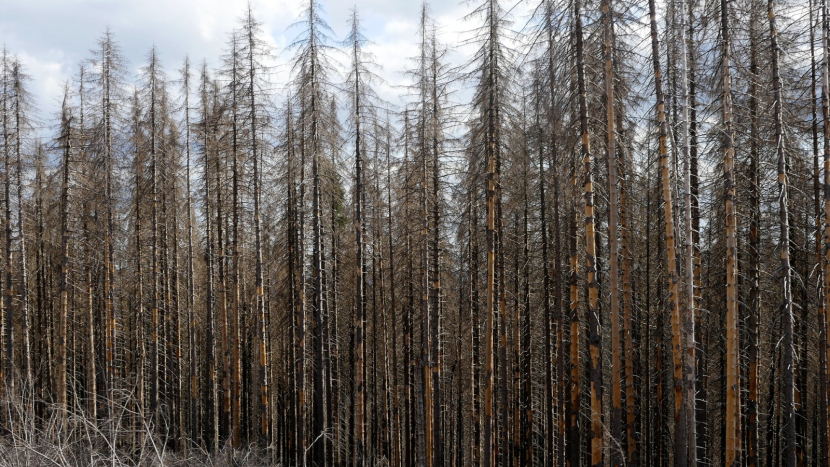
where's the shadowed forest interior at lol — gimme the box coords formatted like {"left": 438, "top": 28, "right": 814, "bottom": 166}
{"left": 0, "top": 0, "right": 828, "bottom": 465}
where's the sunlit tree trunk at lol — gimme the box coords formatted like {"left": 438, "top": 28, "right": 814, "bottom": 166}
{"left": 720, "top": 0, "right": 740, "bottom": 463}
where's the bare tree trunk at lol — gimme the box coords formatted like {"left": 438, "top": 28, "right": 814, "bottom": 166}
{"left": 102, "top": 35, "right": 117, "bottom": 422}
{"left": 387, "top": 124, "right": 401, "bottom": 467}
{"left": 148, "top": 52, "right": 162, "bottom": 429}
{"left": 11, "top": 64, "right": 31, "bottom": 397}
{"left": 521, "top": 173, "right": 532, "bottom": 467}
{"left": 430, "top": 43, "right": 443, "bottom": 467}
{"left": 351, "top": 23, "right": 367, "bottom": 464}
{"left": 677, "top": 0, "right": 697, "bottom": 459}
{"left": 181, "top": 57, "right": 198, "bottom": 449}
{"left": 747, "top": 8, "right": 761, "bottom": 466}
{"left": 201, "top": 66, "right": 219, "bottom": 453}
{"left": 246, "top": 17, "right": 268, "bottom": 443}
{"left": 648, "top": 0, "right": 685, "bottom": 463}
{"left": 129, "top": 90, "right": 146, "bottom": 448}
{"left": 310, "top": 31, "right": 326, "bottom": 467}
{"left": 469, "top": 168, "right": 481, "bottom": 467}
{"left": 57, "top": 95, "right": 71, "bottom": 418}
{"left": 538, "top": 63, "right": 554, "bottom": 467}
{"left": 3, "top": 53, "right": 14, "bottom": 400}
{"left": 214, "top": 84, "right": 230, "bottom": 444}
{"left": 720, "top": 0, "right": 740, "bottom": 463}
{"left": 567, "top": 180, "right": 580, "bottom": 467}
{"left": 616, "top": 94, "right": 636, "bottom": 467}
{"left": 229, "top": 42, "right": 242, "bottom": 448}
{"left": 575, "top": 0, "right": 602, "bottom": 462}
{"left": 483, "top": 2, "right": 498, "bottom": 465}
{"left": 603, "top": 0, "right": 622, "bottom": 461}
{"left": 769, "top": 0, "right": 796, "bottom": 463}
{"left": 404, "top": 112, "right": 415, "bottom": 467}
{"left": 822, "top": 2, "right": 830, "bottom": 465}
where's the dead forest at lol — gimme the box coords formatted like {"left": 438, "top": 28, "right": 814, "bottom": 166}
{"left": 0, "top": 0, "right": 828, "bottom": 465}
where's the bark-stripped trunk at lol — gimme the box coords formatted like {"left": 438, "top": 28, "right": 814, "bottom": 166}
{"left": 648, "top": 0, "right": 685, "bottom": 464}
{"left": 721, "top": 0, "right": 741, "bottom": 463}
{"left": 575, "top": 0, "right": 602, "bottom": 462}
{"left": 603, "top": 0, "right": 622, "bottom": 462}
{"left": 677, "top": 0, "right": 697, "bottom": 459}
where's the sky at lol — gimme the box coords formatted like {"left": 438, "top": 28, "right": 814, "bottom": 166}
{"left": 0, "top": 0, "right": 535, "bottom": 127}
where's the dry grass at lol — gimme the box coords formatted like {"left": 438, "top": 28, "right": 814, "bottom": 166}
{"left": 0, "top": 389, "right": 279, "bottom": 467}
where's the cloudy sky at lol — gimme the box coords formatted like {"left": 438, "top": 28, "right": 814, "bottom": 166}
{"left": 0, "top": 0, "right": 534, "bottom": 126}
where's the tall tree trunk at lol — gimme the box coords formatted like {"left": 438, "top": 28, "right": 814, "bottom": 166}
{"left": 130, "top": 90, "right": 146, "bottom": 447}
{"left": 245, "top": 18, "right": 268, "bottom": 442}
{"left": 404, "top": 112, "right": 415, "bottom": 467}
{"left": 430, "top": 45, "right": 443, "bottom": 467}
{"left": 686, "top": 4, "right": 706, "bottom": 462}
{"left": 229, "top": 43, "right": 242, "bottom": 448}
{"left": 521, "top": 175, "right": 532, "bottom": 467}
{"left": 483, "top": 2, "right": 499, "bottom": 465}
{"left": 57, "top": 96, "right": 71, "bottom": 418}
{"left": 648, "top": 0, "right": 685, "bottom": 463}
{"left": 102, "top": 36, "right": 117, "bottom": 421}
{"left": 617, "top": 98, "right": 636, "bottom": 467}
{"left": 542, "top": 11, "right": 557, "bottom": 467}
{"left": 539, "top": 57, "right": 554, "bottom": 467}
{"left": 603, "top": 0, "right": 622, "bottom": 462}
{"left": 386, "top": 124, "right": 401, "bottom": 467}
{"left": 747, "top": 8, "right": 761, "bottom": 466}
{"left": 11, "top": 64, "right": 31, "bottom": 397}
{"left": 677, "top": 0, "right": 697, "bottom": 461}
{"left": 353, "top": 34, "right": 367, "bottom": 466}
{"left": 182, "top": 57, "right": 198, "bottom": 448}
{"left": 3, "top": 53, "right": 14, "bottom": 400}
{"left": 149, "top": 52, "right": 161, "bottom": 427}
{"left": 769, "top": 0, "right": 797, "bottom": 463}
{"left": 821, "top": 1, "right": 830, "bottom": 465}
{"left": 721, "top": 0, "right": 740, "bottom": 463}
{"left": 202, "top": 66, "right": 219, "bottom": 453}
{"left": 575, "top": 0, "right": 602, "bottom": 462}
{"left": 310, "top": 31, "right": 326, "bottom": 467}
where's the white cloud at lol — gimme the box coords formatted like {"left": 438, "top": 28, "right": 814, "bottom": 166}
{"left": 0, "top": 0, "right": 535, "bottom": 129}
